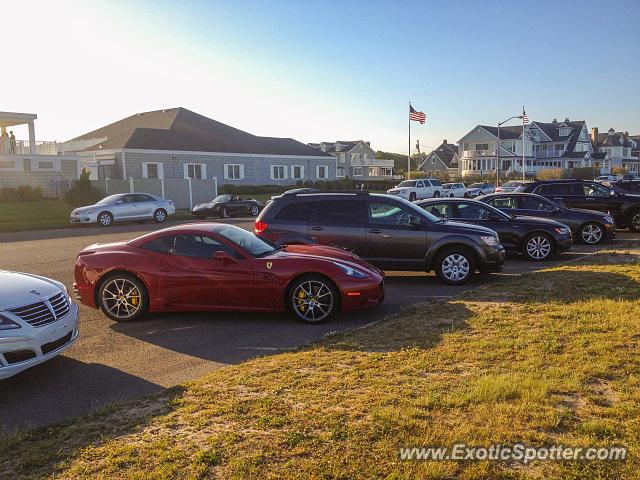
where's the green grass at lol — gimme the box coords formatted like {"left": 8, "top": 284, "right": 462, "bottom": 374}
{"left": 0, "top": 200, "right": 76, "bottom": 232}
{"left": 2, "top": 247, "right": 640, "bottom": 479}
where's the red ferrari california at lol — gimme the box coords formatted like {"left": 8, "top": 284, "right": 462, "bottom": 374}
{"left": 74, "top": 224, "right": 384, "bottom": 323}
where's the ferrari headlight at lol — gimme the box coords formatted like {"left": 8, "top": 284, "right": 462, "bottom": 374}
{"left": 0, "top": 313, "right": 21, "bottom": 330}
{"left": 603, "top": 215, "right": 614, "bottom": 224}
{"left": 332, "top": 262, "right": 369, "bottom": 279}
{"left": 480, "top": 235, "right": 500, "bottom": 246}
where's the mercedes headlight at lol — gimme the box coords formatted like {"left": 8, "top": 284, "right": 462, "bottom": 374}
{"left": 555, "top": 227, "right": 570, "bottom": 235}
{"left": 480, "top": 235, "right": 500, "bottom": 246}
{"left": 332, "top": 262, "right": 369, "bottom": 279}
{"left": 0, "top": 313, "right": 21, "bottom": 330}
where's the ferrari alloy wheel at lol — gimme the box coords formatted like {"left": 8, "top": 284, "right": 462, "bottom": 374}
{"left": 154, "top": 208, "right": 167, "bottom": 223}
{"left": 579, "top": 222, "right": 603, "bottom": 244}
{"left": 250, "top": 204, "right": 260, "bottom": 216}
{"left": 524, "top": 233, "right": 553, "bottom": 261}
{"left": 289, "top": 275, "right": 337, "bottom": 323}
{"left": 98, "top": 274, "right": 148, "bottom": 322}
{"left": 98, "top": 211, "right": 113, "bottom": 227}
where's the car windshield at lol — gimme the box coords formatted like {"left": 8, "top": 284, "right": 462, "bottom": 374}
{"left": 212, "top": 194, "right": 232, "bottom": 202}
{"left": 96, "top": 194, "right": 124, "bottom": 205}
{"left": 217, "top": 225, "right": 275, "bottom": 257}
{"left": 397, "top": 180, "right": 417, "bottom": 187}
{"left": 469, "top": 183, "right": 483, "bottom": 188}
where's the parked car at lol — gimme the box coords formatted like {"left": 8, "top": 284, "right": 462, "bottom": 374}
{"left": 495, "top": 180, "right": 532, "bottom": 193}
{"left": 594, "top": 175, "right": 620, "bottom": 184}
{"left": 443, "top": 182, "right": 467, "bottom": 198}
{"left": 70, "top": 193, "right": 175, "bottom": 227}
{"left": 192, "top": 194, "right": 264, "bottom": 218}
{"left": 612, "top": 180, "right": 640, "bottom": 195}
{"left": 465, "top": 182, "right": 495, "bottom": 198}
{"left": 387, "top": 179, "right": 444, "bottom": 201}
{"left": 478, "top": 192, "right": 616, "bottom": 245}
{"left": 417, "top": 198, "right": 572, "bottom": 261}
{"left": 520, "top": 179, "right": 640, "bottom": 232}
{"left": 0, "top": 271, "right": 79, "bottom": 380}
{"left": 255, "top": 192, "right": 505, "bottom": 285}
{"left": 622, "top": 173, "right": 640, "bottom": 181}
{"left": 74, "top": 224, "right": 383, "bottom": 324}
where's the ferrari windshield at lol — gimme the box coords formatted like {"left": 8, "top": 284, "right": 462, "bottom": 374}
{"left": 217, "top": 225, "right": 274, "bottom": 256}
{"left": 212, "top": 194, "right": 232, "bottom": 202}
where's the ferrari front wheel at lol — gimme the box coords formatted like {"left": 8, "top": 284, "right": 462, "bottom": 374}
{"left": 288, "top": 275, "right": 338, "bottom": 324}
{"left": 97, "top": 273, "right": 149, "bottom": 322}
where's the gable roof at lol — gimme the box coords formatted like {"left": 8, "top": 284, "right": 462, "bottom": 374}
{"left": 308, "top": 140, "right": 372, "bottom": 154}
{"left": 420, "top": 140, "right": 459, "bottom": 169}
{"left": 478, "top": 125, "right": 523, "bottom": 140}
{"left": 73, "top": 107, "right": 332, "bottom": 157}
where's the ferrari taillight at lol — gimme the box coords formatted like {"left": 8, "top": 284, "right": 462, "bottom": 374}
{"left": 254, "top": 220, "right": 268, "bottom": 235}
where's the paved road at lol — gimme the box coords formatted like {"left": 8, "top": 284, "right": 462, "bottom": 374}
{"left": 0, "top": 220, "right": 637, "bottom": 436}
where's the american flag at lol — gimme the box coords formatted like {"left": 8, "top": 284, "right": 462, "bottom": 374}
{"left": 522, "top": 108, "right": 529, "bottom": 124}
{"left": 410, "top": 105, "right": 426, "bottom": 124}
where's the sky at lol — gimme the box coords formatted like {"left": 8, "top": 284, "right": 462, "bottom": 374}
{"left": 1, "top": 0, "right": 639, "bottom": 153}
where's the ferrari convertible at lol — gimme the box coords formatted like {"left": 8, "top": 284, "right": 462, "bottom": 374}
{"left": 73, "top": 224, "right": 384, "bottom": 323}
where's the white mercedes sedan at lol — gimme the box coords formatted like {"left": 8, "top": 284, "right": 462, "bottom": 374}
{"left": 0, "top": 271, "right": 79, "bottom": 380}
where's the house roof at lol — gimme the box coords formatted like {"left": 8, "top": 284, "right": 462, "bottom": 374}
{"left": 309, "top": 140, "right": 370, "bottom": 154}
{"left": 74, "top": 107, "right": 332, "bottom": 157}
{"left": 478, "top": 125, "right": 523, "bottom": 140}
{"left": 420, "top": 141, "right": 459, "bottom": 169}
{"left": 594, "top": 131, "right": 632, "bottom": 147}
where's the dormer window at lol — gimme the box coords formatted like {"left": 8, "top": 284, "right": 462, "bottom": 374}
{"left": 558, "top": 127, "right": 572, "bottom": 137}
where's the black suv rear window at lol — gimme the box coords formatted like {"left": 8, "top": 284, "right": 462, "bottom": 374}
{"left": 534, "top": 183, "right": 577, "bottom": 195}
{"left": 275, "top": 202, "right": 315, "bottom": 221}
{"left": 314, "top": 200, "right": 361, "bottom": 225}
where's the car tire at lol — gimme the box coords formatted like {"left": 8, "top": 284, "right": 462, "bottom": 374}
{"left": 97, "top": 211, "right": 113, "bottom": 227}
{"left": 287, "top": 274, "right": 339, "bottom": 324}
{"left": 433, "top": 191, "right": 440, "bottom": 198}
{"left": 97, "top": 273, "right": 149, "bottom": 322}
{"left": 409, "top": 192, "right": 417, "bottom": 202}
{"left": 153, "top": 208, "right": 167, "bottom": 223}
{"left": 435, "top": 247, "right": 476, "bottom": 285}
{"left": 449, "top": 193, "right": 455, "bottom": 198}
{"left": 464, "top": 192, "right": 470, "bottom": 198}
{"left": 523, "top": 232, "right": 554, "bottom": 261}
{"left": 579, "top": 222, "right": 604, "bottom": 244}
{"left": 250, "top": 204, "right": 260, "bottom": 217}
{"left": 627, "top": 210, "right": 640, "bottom": 232}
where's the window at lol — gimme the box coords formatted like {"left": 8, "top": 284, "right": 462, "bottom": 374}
{"left": 291, "top": 165, "right": 304, "bottom": 179}
{"left": 37, "top": 161, "right": 54, "bottom": 169}
{"left": 271, "top": 165, "right": 287, "bottom": 180}
{"left": 368, "top": 201, "right": 415, "bottom": 226}
{"left": 314, "top": 200, "right": 361, "bottom": 225}
{"left": 142, "top": 234, "right": 232, "bottom": 258}
{"left": 0, "top": 160, "right": 16, "bottom": 169}
{"left": 275, "top": 202, "right": 315, "bottom": 222}
{"left": 519, "top": 196, "right": 556, "bottom": 211}
{"left": 316, "top": 165, "right": 328, "bottom": 179}
{"left": 475, "top": 143, "right": 489, "bottom": 151}
{"left": 489, "top": 196, "right": 517, "bottom": 209}
{"left": 432, "top": 157, "right": 437, "bottom": 164}
{"left": 340, "top": 153, "right": 346, "bottom": 163}
{"left": 368, "top": 167, "right": 380, "bottom": 176}
{"left": 534, "top": 183, "right": 576, "bottom": 196}
{"left": 583, "top": 183, "right": 610, "bottom": 197}
{"left": 455, "top": 203, "right": 492, "bottom": 220}
{"left": 352, "top": 153, "right": 361, "bottom": 160}
{"left": 143, "top": 162, "right": 163, "bottom": 179}
{"left": 134, "top": 194, "right": 154, "bottom": 202}
{"left": 184, "top": 163, "right": 206, "bottom": 179}
{"left": 352, "top": 166, "right": 363, "bottom": 176}
{"left": 224, "top": 164, "right": 243, "bottom": 180}
{"left": 381, "top": 167, "right": 393, "bottom": 176}
{"left": 337, "top": 166, "right": 346, "bottom": 178}
{"left": 424, "top": 203, "right": 452, "bottom": 218}
{"left": 434, "top": 170, "right": 440, "bottom": 176}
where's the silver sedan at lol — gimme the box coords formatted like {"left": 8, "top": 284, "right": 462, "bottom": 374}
{"left": 70, "top": 193, "right": 176, "bottom": 227}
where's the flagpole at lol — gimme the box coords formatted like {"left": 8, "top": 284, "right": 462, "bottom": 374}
{"left": 408, "top": 101, "right": 411, "bottom": 179}
{"left": 522, "top": 106, "right": 526, "bottom": 181}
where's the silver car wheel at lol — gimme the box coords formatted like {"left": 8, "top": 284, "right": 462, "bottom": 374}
{"left": 101, "top": 278, "right": 142, "bottom": 320}
{"left": 250, "top": 205, "right": 260, "bottom": 216}
{"left": 98, "top": 212, "right": 112, "bottom": 226}
{"left": 633, "top": 212, "right": 640, "bottom": 231}
{"left": 526, "top": 235, "right": 551, "bottom": 259}
{"left": 154, "top": 209, "right": 167, "bottom": 222}
{"left": 291, "top": 280, "right": 334, "bottom": 323}
{"left": 441, "top": 254, "right": 470, "bottom": 282}
{"left": 581, "top": 224, "right": 603, "bottom": 244}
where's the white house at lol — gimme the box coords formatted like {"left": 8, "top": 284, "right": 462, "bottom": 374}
{"left": 591, "top": 127, "right": 640, "bottom": 173}
{"left": 417, "top": 140, "right": 459, "bottom": 178}
{"left": 307, "top": 140, "right": 398, "bottom": 180}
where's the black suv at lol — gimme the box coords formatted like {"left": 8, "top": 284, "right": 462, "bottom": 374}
{"left": 519, "top": 179, "right": 640, "bottom": 232}
{"left": 416, "top": 198, "right": 572, "bottom": 260}
{"left": 255, "top": 192, "right": 505, "bottom": 285}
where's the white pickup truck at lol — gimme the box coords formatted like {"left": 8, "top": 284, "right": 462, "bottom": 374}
{"left": 387, "top": 178, "right": 445, "bottom": 201}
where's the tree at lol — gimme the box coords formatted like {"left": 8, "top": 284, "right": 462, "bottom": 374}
{"left": 65, "top": 170, "right": 104, "bottom": 207}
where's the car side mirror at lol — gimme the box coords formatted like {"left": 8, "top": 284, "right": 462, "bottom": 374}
{"left": 409, "top": 215, "right": 422, "bottom": 227}
{"left": 212, "top": 251, "right": 238, "bottom": 264}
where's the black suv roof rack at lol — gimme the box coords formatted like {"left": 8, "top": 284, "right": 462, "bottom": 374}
{"left": 281, "top": 190, "right": 372, "bottom": 196}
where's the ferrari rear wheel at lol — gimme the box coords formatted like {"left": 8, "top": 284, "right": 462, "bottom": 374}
{"left": 250, "top": 204, "right": 260, "bottom": 216}
{"left": 98, "top": 273, "right": 149, "bottom": 322}
{"left": 288, "top": 275, "right": 338, "bottom": 324}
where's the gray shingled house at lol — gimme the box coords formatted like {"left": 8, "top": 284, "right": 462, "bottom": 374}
{"left": 61, "top": 108, "right": 336, "bottom": 185}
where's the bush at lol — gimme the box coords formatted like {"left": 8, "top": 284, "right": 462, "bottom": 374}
{"left": 0, "top": 185, "right": 44, "bottom": 203}
{"left": 65, "top": 171, "right": 104, "bottom": 207}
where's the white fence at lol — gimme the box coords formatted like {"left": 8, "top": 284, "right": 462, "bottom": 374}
{"left": 90, "top": 177, "right": 218, "bottom": 210}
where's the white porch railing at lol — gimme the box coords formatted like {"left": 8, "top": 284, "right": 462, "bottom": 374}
{"left": 351, "top": 158, "right": 395, "bottom": 167}
{"left": 461, "top": 150, "right": 496, "bottom": 158}
{"left": 0, "top": 139, "right": 58, "bottom": 155}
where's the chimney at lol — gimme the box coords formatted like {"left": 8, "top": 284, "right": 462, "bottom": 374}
{"left": 365, "top": 141, "right": 370, "bottom": 147}
{"left": 443, "top": 139, "right": 448, "bottom": 145}
{"left": 564, "top": 117, "right": 570, "bottom": 123}
{"left": 591, "top": 127, "right": 598, "bottom": 143}
{"left": 608, "top": 128, "right": 615, "bottom": 136}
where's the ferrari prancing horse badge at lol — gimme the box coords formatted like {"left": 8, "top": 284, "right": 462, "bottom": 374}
{"left": 266, "top": 262, "right": 273, "bottom": 269}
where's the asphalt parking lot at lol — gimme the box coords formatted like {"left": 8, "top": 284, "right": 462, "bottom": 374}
{"left": 1, "top": 220, "right": 638, "bottom": 436}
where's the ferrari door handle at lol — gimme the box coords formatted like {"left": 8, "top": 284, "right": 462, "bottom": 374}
{"left": 310, "top": 226, "right": 324, "bottom": 231}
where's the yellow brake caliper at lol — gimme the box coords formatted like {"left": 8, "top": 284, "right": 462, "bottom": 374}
{"left": 297, "top": 289, "right": 306, "bottom": 312}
